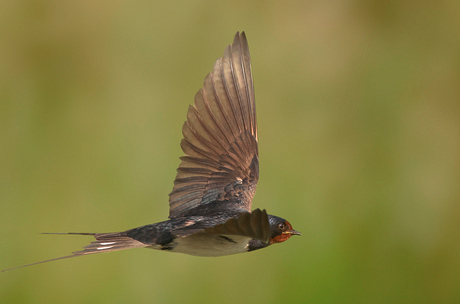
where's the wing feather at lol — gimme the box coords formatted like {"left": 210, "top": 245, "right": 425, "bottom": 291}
{"left": 169, "top": 32, "right": 258, "bottom": 218}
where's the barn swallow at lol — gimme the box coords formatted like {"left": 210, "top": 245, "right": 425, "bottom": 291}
{"left": 2, "top": 32, "right": 300, "bottom": 272}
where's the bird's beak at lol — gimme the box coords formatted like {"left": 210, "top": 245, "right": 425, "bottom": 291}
{"left": 290, "top": 230, "right": 301, "bottom": 236}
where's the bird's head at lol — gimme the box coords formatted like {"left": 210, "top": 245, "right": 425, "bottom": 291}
{"left": 268, "top": 215, "right": 301, "bottom": 244}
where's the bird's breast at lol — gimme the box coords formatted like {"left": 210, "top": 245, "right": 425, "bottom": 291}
{"left": 157, "top": 233, "right": 252, "bottom": 257}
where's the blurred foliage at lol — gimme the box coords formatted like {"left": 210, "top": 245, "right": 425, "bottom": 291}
{"left": 1, "top": 1, "right": 459, "bottom": 303}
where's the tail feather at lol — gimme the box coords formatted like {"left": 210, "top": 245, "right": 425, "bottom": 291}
{"left": 2, "top": 232, "right": 148, "bottom": 272}
{"left": 75, "top": 232, "right": 148, "bottom": 254}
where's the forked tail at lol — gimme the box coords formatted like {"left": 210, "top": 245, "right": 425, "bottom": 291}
{"left": 2, "top": 232, "right": 148, "bottom": 272}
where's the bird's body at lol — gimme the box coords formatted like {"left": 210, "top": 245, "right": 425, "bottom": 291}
{"left": 2, "top": 32, "right": 300, "bottom": 272}
{"left": 81, "top": 208, "right": 284, "bottom": 258}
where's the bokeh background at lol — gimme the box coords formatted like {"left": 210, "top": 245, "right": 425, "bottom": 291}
{"left": 1, "top": 1, "right": 459, "bottom": 303}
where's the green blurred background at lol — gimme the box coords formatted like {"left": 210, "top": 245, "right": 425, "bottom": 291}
{"left": 1, "top": 1, "right": 459, "bottom": 303}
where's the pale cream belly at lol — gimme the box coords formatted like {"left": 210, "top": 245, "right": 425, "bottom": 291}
{"left": 149, "top": 233, "right": 252, "bottom": 257}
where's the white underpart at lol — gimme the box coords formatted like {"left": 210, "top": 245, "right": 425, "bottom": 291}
{"left": 100, "top": 242, "right": 116, "bottom": 245}
{"left": 96, "top": 246, "right": 113, "bottom": 250}
{"left": 150, "top": 233, "right": 252, "bottom": 257}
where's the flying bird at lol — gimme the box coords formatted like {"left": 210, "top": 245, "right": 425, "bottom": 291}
{"left": 2, "top": 32, "right": 300, "bottom": 272}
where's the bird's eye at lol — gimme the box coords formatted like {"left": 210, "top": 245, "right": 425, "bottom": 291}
{"left": 278, "top": 222, "right": 286, "bottom": 230}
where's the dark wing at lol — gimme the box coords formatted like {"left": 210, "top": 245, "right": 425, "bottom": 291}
{"left": 169, "top": 32, "right": 258, "bottom": 219}
{"left": 172, "top": 209, "right": 270, "bottom": 244}
{"left": 204, "top": 209, "right": 270, "bottom": 243}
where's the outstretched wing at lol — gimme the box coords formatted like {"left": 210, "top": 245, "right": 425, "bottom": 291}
{"left": 169, "top": 32, "right": 258, "bottom": 219}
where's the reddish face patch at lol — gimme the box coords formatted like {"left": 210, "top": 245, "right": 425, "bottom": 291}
{"left": 270, "top": 221, "right": 296, "bottom": 244}
{"left": 270, "top": 233, "right": 292, "bottom": 244}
